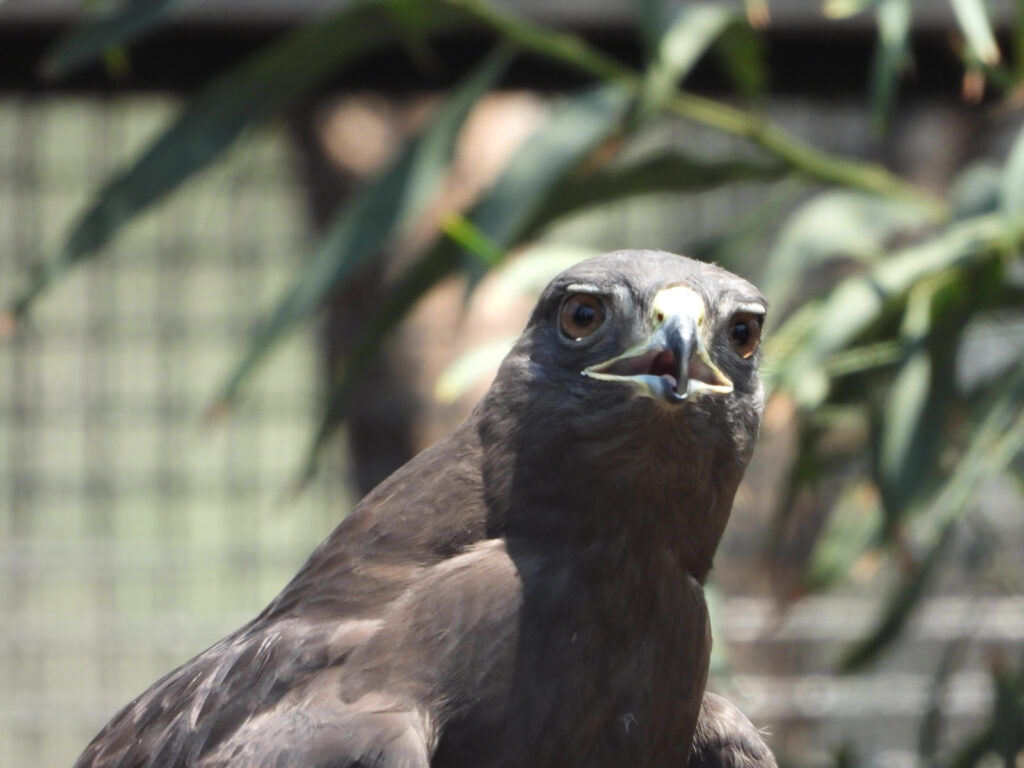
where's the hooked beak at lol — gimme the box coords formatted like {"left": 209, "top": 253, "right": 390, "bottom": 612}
{"left": 582, "top": 285, "right": 733, "bottom": 404}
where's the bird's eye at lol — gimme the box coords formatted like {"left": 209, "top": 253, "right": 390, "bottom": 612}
{"left": 559, "top": 294, "right": 605, "bottom": 340}
{"left": 729, "top": 312, "right": 763, "bottom": 358}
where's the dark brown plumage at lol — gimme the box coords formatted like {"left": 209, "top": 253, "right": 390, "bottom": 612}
{"left": 74, "top": 249, "right": 773, "bottom": 768}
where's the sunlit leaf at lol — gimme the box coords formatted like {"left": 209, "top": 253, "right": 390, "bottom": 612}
{"left": 844, "top": 365, "right": 1024, "bottom": 670}
{"left": 298, "top": 84, "right": 633, "bottom": 478}
{"left": 776, "top": 213, "right": 1005, "bottom": 408}
{"left": 526, "top": 150, "right": 786, "bottom": 236}
{"left": 212, "top": 47, "right": 510, "bottom": 410}
{"left": 642, "top": 4, "right": 739, "bottom": 115}
{"left": 745, "top": 0, "right": 770, "bottom": 28}
{"left": 433, "top": 242, "right": 600, "bottom": 403}
{"left": 876, "top": 278, "right": 952, "bottom": 530}
{"left": 441, "top": 210, "right": 505, "bottom": 268}
{"left": 868, "top": 0, "right": 911, "bottom": 133}
{"left": 822, "top": 0, "right": 878, "bottom": 19}
{"left": 761, "top": 189, "right": 931, "bottom": 312}
{"left": 434, "top": 337, "right": 516, "bottom": 404}
{"left": 43, "top": 0, "right": 195, "bottom": 78}
{"left": 950, "top": 0, "right": 1001, "bottom": 66}
{"left": 950, "top": 162, "right": 1002, "bottom": 220}
{"left": 1000, "top": 122, "right": 1024, "bottom": 236}
{"left": 6, "top": 0, "right": 455, "bottom": 326}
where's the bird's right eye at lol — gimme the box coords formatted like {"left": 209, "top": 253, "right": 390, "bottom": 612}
{"left": 560, "top": 294, "right": 605, "bottom": 340}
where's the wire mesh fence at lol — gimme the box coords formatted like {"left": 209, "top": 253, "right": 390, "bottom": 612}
{"left": 0, "top": 95, "right": 354, "bottom": 767}
{"left": 1, "top": 92, "right": 1021, "bottom": 768}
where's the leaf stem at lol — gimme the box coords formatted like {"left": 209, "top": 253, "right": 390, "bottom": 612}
{"left": 435, "top": 0, "right": 947, "bottom": 219}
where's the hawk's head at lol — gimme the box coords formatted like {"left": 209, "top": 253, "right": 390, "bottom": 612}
{"left": 480, "top": 250, "right": 767, "bottom": 570}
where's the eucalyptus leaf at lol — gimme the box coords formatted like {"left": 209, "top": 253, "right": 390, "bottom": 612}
{"left": 1000, "top": 123, "right": 1024, "bottom": 235}
{"left": 950, "top": 0, "right": 1001, "bottom": 65}
{"left": 822, "top": 0, "right": 879, "bottom": 19}
{"left": 762, "top": 189, "right": 931, "bottom": 312}
{"left": 838, "top": 518, "right": 956, "bottom": 672}
{"left": 7, "top": 0, "right": 455, "bottom": 324}
{"left": 213, "top": 47, "right": 510, "bottom": 409}
{"left": 43, "top": 0, "right": 196, "bottom": 78}
{"left": 803, "top": 480, "right": 881, "bottom": 592}
{"left": 777, "top": 213, "right": 1005, "bottom": 408}
{"left": 642, "top": 4, "right": 739, "bottom": 115}
{"left": 526, "top": 150, "right": 786, "bottom": 236}
{"left": 868, "top": 0, "right": 911, "bottom": 133}
{"left": 299, "top": 84, "right": 633, "bottom": 478}
{"left": 876, "top": 278, "right": 953, "bottom": 531}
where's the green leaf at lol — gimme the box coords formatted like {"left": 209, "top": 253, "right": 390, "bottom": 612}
{"left": 875, "top": 278, "right": 951, "bottom": 530}
{"left": 440, "top": 210, "right": 505, "bottom": 268}
{"left": 6, "top": 0, "right": 456, "bottom": 325}
{"left": 950, "top": 162, "right": 1002, "bottom": 220}
{"left": 776, "top": 213, "right": 1005, "bottom": 408}
{"left": 803, "top": 480, "right": 881, "bottom": 592}
{"left": 526, "top": 150, "right": 786, "bottom": 235}
{"left": 42, "top": 0, "right": 194, "bottom": 79}
{"left": 822, "top": 0, "right": 879, "bottom": 19}
{"left": 1001, "top": 123, "right": 1024, "bottom": 236}
{"left": 714, "top": 17, "right": 767, "bottom": 98}
{"left": 433, "top": 242, "right": 600, "bottom": 403}
{"left": 950, "top": 0, "right": 1001, "bottom": 66}
{"left": 434, "top": 336, "right": 517, "bottom": 404}
{"left": 761, "top": 189, "right": 932, "bottom": 312}
{"left": 868, "top": 0, "right": 912, "bottom": 134}
{"left": 298, "top": 84, "right": 632, "bottom": 480}
{"left": 642, "top": 4, "right": 739, "bottom": 115}
{"left": 843, "top": 366, "right": 1024, "bottom": 670}
{"left": 213, "top": 47, "right": 511, "bottom": 409}
{"left": 838, "top": 518, "right": 957, "bottom": 672}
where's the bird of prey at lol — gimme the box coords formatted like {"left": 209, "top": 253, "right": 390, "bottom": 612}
{"left": 74, "top": 249, "right": 772, "bottom": 768}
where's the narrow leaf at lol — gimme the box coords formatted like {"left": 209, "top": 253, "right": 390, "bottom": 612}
{"left": 213, "top": 47, "right": 510, "bottom": 408}
{"left": 714, "top": 20, "right": 767, "bottom": 99}
{"left": 803, "top": 480, "right": 881, "bottom": 592}
{"left": 843, "top": 366, "right": 1024, "bottom": 670}
{"left": 7, "top": 0, "right": 455, "bottom": 325}
{"left": 762, "top": 189, "right": 932, "bottom": 313}
{"left": 822, "top": 0, "right": 879, "bottom": 19}
{"left": 299, "top": 85, "right": 632, "bottom": 479}
{"left": 950, "top": 0, "right": 1001, "bottom": 65}
{"left": 43, "top": 0, "right": 195, "bottom": 79}
{"left": 441, "top": 210, "right": 505, "bottom": 268}
{"left": 838, "top": 519, "right": 957, "bottom": 671}
{"left": 868, "top": 0, "right": 912, "bottom": 134}
{"left": 776, "top": 213, "right": 1005, "bottom": 408}
{"left": 526, "top": 150, "right": 786, "bottom": 236}
{"left": 876, "top": 280, "right": 945, "bottom": 529}
{"left": 1000, "top": 123, "right": 1024, "bottom": 235}
{"left": 642, "top": 4, "right": 738, "bottom": 115}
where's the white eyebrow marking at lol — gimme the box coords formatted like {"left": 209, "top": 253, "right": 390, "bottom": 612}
{"left": 565, "top": 283, "right": 604, "bottom": 294}
{"left": 735, "top": 302, "right": 767, "bottom": 315}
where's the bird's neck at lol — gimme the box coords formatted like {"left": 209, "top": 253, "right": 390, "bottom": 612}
{"left": 473, "top": 385, "right": 747, "bottom": 583}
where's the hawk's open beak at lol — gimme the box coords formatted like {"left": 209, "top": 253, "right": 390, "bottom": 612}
{"left": 583, "top": 286, "right": 733, "bottom": 403}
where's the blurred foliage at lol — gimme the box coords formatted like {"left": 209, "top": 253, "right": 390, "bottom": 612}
{"left": 4, "top": 0, "right": 1024, "bottom": 766}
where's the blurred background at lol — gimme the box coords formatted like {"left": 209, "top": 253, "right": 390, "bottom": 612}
{"left": 1, "top": 1, "right": 1023, "bottom": 767}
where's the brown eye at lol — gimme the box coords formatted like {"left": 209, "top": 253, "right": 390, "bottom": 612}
{"left": 729, "top": 312, "right": 763, "bottom": 358}
{"left": 560, "top": 294, "right": 605, "bottom": 340}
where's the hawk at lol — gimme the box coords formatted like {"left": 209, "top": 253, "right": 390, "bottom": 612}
{"left": 75, "top": 249, "right": 773, "bottom": 768}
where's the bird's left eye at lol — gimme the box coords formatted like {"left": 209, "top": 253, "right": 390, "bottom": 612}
{"left": 728, "top": 312, "right": 763, "bottom": 358}
{"left": 560, "top": 294, "right": 606, "bottom": 340}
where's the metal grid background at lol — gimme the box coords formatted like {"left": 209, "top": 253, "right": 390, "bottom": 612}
{"left": 1, "top": 93, "right": 1021, "bottom": 768}
{"left": 0, "top": 95, "right": 354, "bottom": 767}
